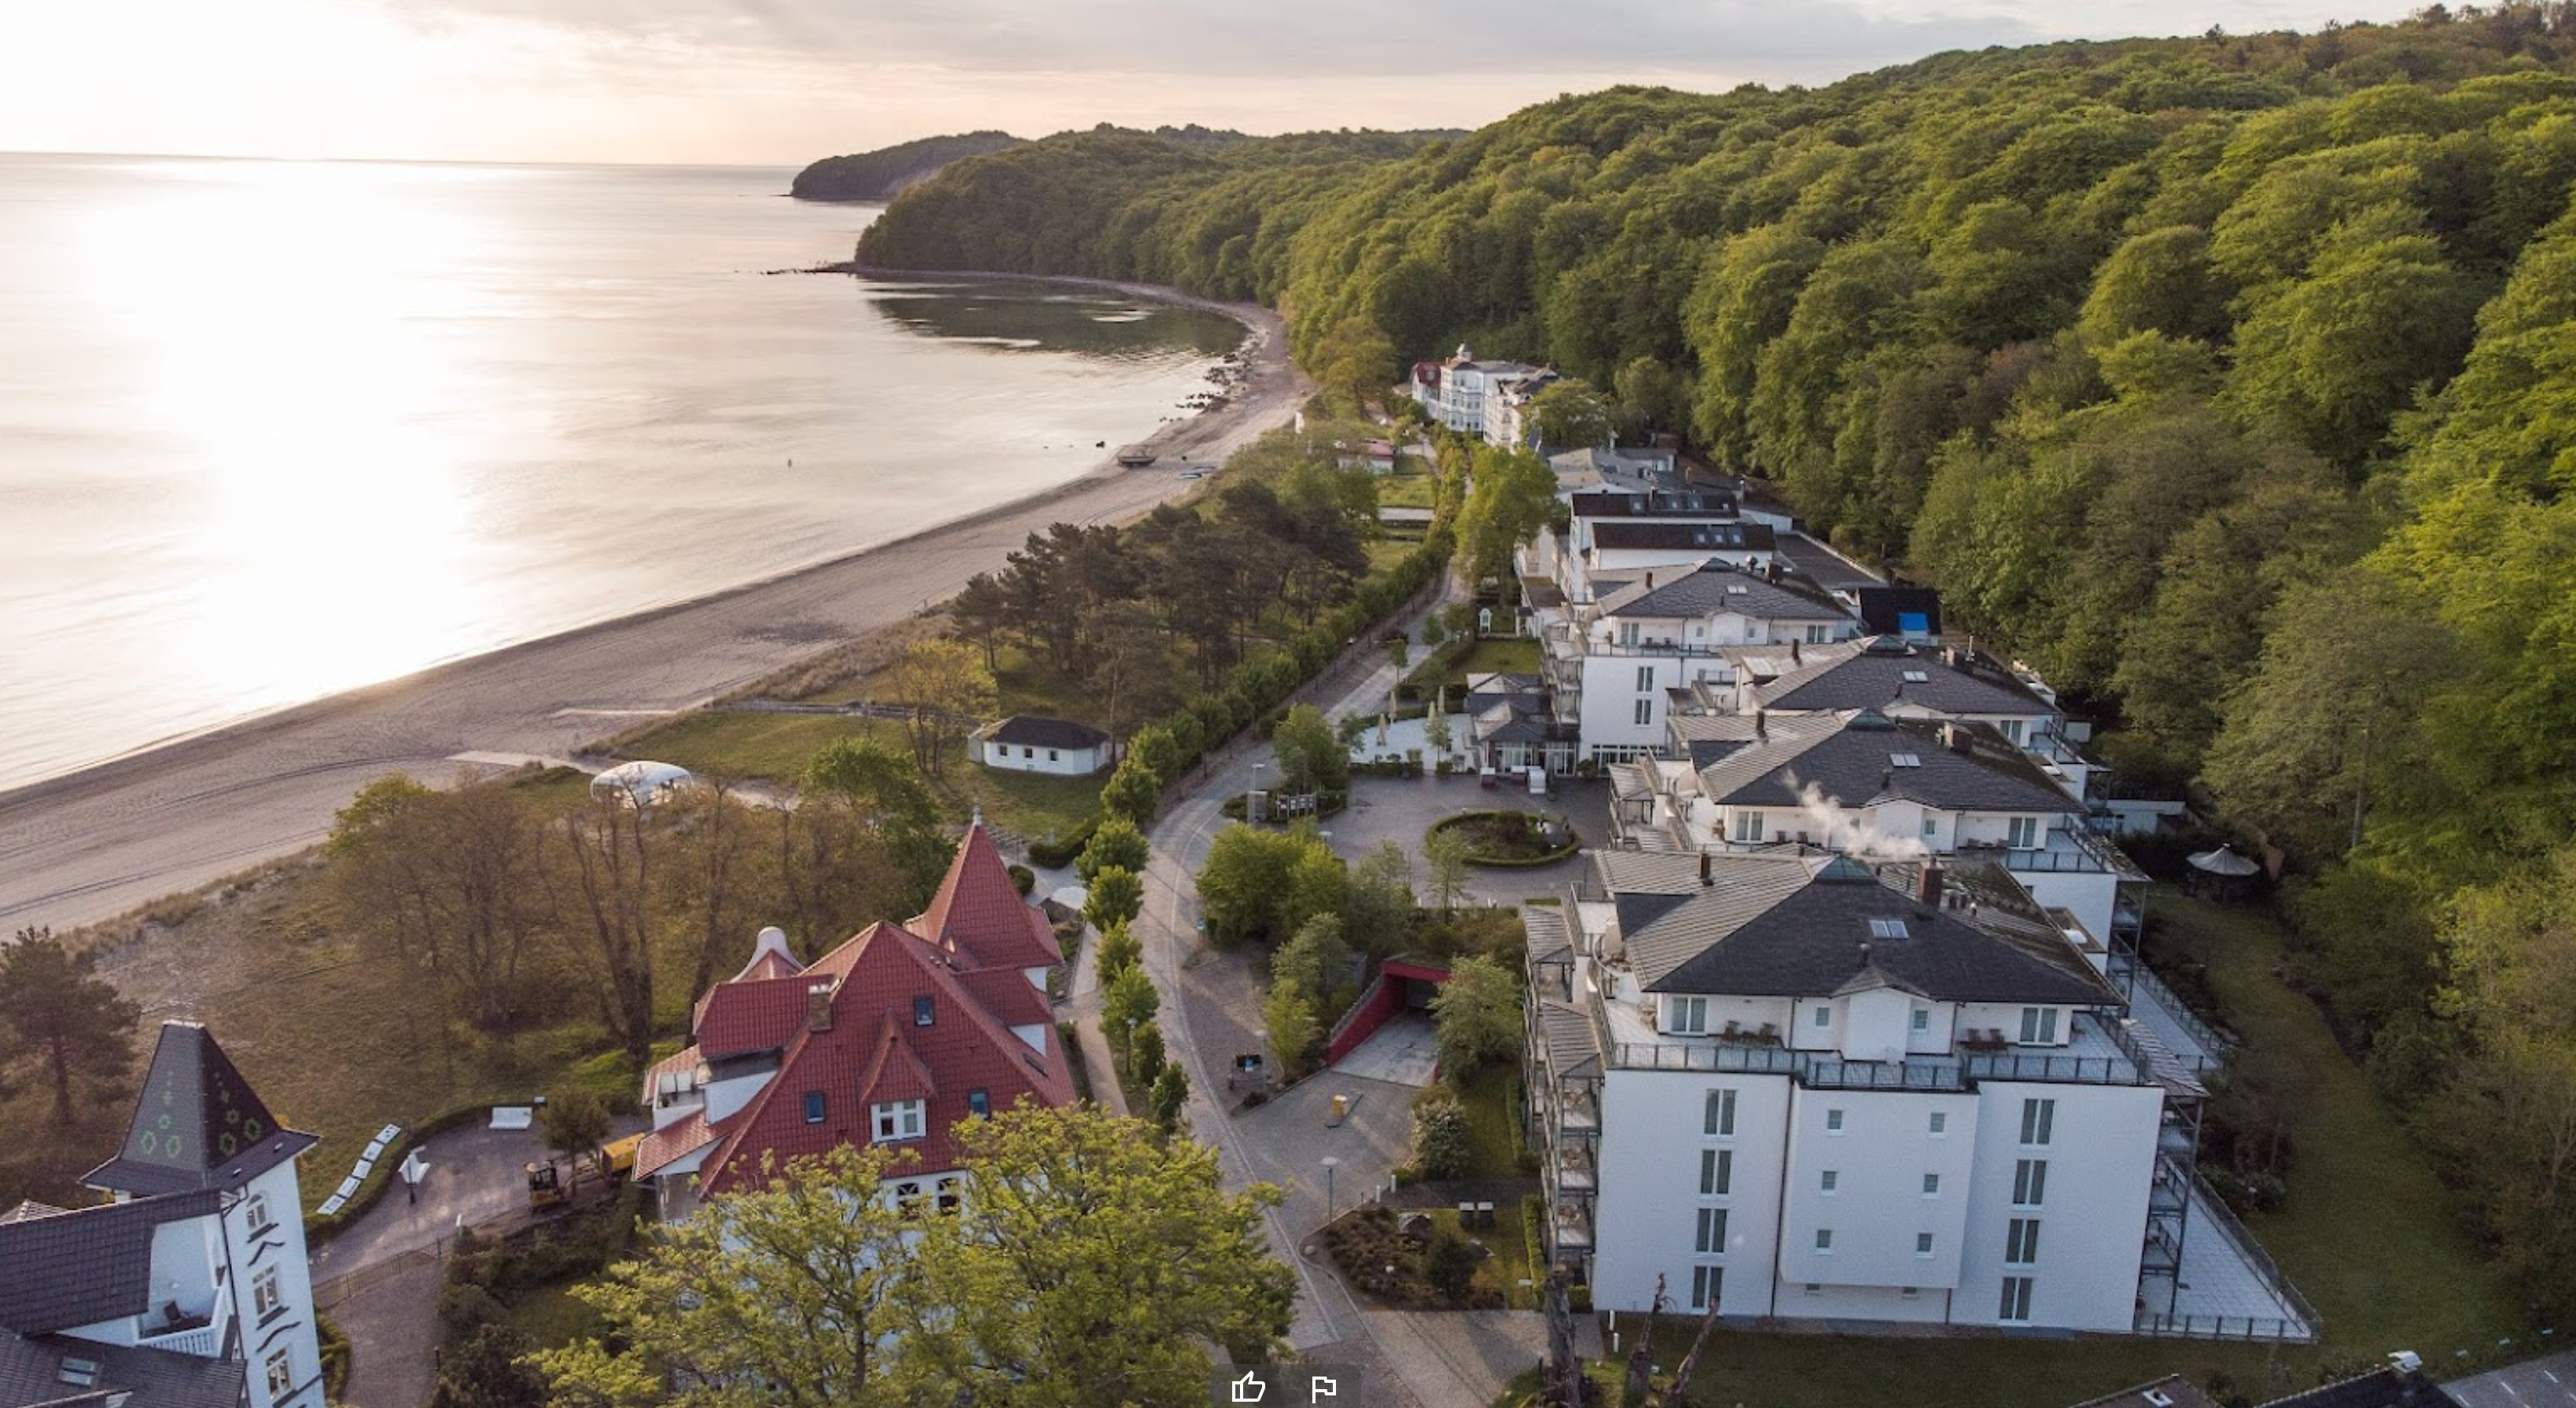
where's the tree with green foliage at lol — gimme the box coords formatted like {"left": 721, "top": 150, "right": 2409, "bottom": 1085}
{"left": 0, "top": 928, "right": 139, "bottom": 1128}
{"left": 802, "top": 736, "right": 951, "bottom": 909}
{"left": 1076, "top": 815, "right": 1150, "bottom": 883}
{"left": 1084, "top": 866, "right": 1144, "bottom": 934}
{"left": 1128, "top": 1020, "right": 1167, "bottom": 1088}
{"left": 1422, "top": 827, "right": 1473, "bottom": 916}
{"left": 1345, "top": 841, "right": 1419, "bottom": 956}
{"left": 1452, "top": 445, "right": 1557, "bottom": 592}
{"left": 1094, "top": 922, "right": 1143, "bottom": 981}
{"left": 1430, "top": 955, "right": 1522, "bottom": 1075}
{"left": 880, "top": 638, "right": 998, "bottom": 779}
{"left": 1102, "top": 965, "right": 1160, "bottom": 1065}
{"left": 1424, "top": 1231, "right": 1479, "bottom": 1301}
{"left": 1195, "top": 823, "right": 1343, "bottom": 945}
{"left": 1271, "top": 915, "right": 1352, "bottom": 1008}
{"left": 1269, "top": 703, "right": 1347, "bottom": 794}
{"left": 539, "top": 1090, "right": 612, "bottom": 1165}
{"left": 1312, "top": 314, "right": 1398, "bottom": 415}
{"left": 1526, "top": 378, "right": 1618, "bottom": 449}
{"left": 1099, "top": 755, "right": 1162, "bottom": 825}
{"left": 1263, "top": 986, "right": 1320, "bottom": 1075}
{"left": 1149, "top": 1064, "right": 1189, "bottom": 1133}
{"left": 1411, "top": 1089, "right": 1472, "bottom": 1181}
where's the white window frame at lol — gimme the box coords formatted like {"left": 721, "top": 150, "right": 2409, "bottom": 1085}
{"left": 252, "top": 1265, "right": 282, "bottom": 1318}
{"left": 2013, "top": 1158, "right": 2048, "bottom": 1207}
{"left": 2006, "top": 1217, "right": 2041, "bottom": 1266}
{"left": 1916, "top": 1232, "right": 1935, "bottom": 1257}
{"left": 1812, "top": 1004, "right": 1831, "bottom": 1029}
{"left": 2019, "top": 1098, "right": 2055, "bottom": 1148}
{"left": 1814, "top": 1228, "right": 1834, "bottom": 1253}
{"left": 1999, "top": 1275, "right": 2034, "bottom": 1323}
{"left": 243, "top": 1192, "right": 274, "bottom": 1235}
{"left": 1929, "top": 1111, "right": 1948, "bottom": 1137}
{"left": 1667, "top": 996, "right": 1709, "bottom": 1036}
{"left": 1732, "top": 810, "right": 1765, "bottom": 843}
{"left": 1691, "top": 1265, "right": 1723, "bottom": 1310}
{"left": 1636, "top": 665, "right": 1656, "bottom": 692}
{"left": 2007, "top": 815, "right": 2038, "bottom": 849}
{"left": 1695, "top": 1206, "right": 1728, "bottom": 1253}
{"left": 1820, "top": 1170, "right": 1838, "bottom": 1194}
{"left": 1703, "top": 1089, "right": 1735, "bottom": 1137}
{"left": 1824, "top": 1108, "right": 1845, "bottom": 1133}
{"left": 872, "top": 1099, "right": 926, "bottom": 1143}
{"left": 2018, "top": 1007, "right": 2059, "bottom": 1045}
{"left": 1911, "top": 1008, "right": 1930, "bottom": 1033}
{"left": 1633, "top": 698, "right": 1653, "bottom": 727}
{"left": 264, "top": 1352, "right": 293, "bottom": 1401}
{"left": 1922, "top": 1173, "right": 1940, "bottom": 1197}
{"left": 1699, "top": 1148, "right": 1732, "bottom": 1196}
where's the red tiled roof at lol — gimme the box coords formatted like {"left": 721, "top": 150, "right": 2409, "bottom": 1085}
{"left": 696, "top": 921, "right": 1074, "bottom": 1196}
{"left": 911, "top": 825, "right": 1063, "bottom": 974}
{"left": 693, "top": 976, "right": 813, "bottom": 1058}
{"left": 639, "top": 1045, "right": 705, "bottom": 1105}
{"left": 739, "top": 950, "right": 803, "bottom": 982}
{"left": 636, "top": 1108, "right": 718, "bottom": 1178}
{"left": 958, "top": 965, "right": 1051, "bottom": 1031}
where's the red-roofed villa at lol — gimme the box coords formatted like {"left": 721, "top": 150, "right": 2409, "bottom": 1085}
{"left": 635, "top": 823, "right": 1072, "bottom": 1218}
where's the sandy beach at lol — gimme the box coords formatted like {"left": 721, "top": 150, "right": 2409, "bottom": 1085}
{"left": 0, "top": 278, "right": 1309, "bottom": 936}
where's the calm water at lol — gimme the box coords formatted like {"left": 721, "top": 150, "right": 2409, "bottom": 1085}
{"left": 0, "top": 155, "right": 1242, "bottom": 791}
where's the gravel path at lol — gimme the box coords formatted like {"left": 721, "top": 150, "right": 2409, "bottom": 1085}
{"left": 2, "top": 289, "right": 1307, "bottom": 937}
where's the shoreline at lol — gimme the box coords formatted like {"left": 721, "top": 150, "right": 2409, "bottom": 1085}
{"left": 0, "top": 275, "right": 1308, "bottom": 935}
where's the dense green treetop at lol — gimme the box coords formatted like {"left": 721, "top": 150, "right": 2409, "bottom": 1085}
{"left": 790, "top": 131, "right": 1022, "bottom": 201}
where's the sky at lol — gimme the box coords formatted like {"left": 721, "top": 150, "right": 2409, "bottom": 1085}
{"left": 1, "top": 0, "right": 2424, "bottom": 167}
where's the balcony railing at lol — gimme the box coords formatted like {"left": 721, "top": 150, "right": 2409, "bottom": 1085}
{"left": 1608, "top": 1034, "right": 2153, "bottom": 1089}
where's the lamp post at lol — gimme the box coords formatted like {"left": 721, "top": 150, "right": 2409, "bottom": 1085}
{"left": 1320, "top": 1155, "right": 1340, "bottom": 1222}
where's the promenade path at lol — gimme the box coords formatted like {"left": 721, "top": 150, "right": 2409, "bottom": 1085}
{"left": 2, "top": 295, "right": 1305, "bottom": 937}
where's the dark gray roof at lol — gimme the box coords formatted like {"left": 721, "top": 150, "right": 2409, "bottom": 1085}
{"left": 1754, "top": 638, "right": 2054, "bottom": 718}
{"left": 1536, "top": 1000, "right": 1602, "bottom": 1077}
{"left": 1588, "top": 521, "right": 1777, "bottom": 555}
{"left": 1696, "top": 711, "right": 2074, "bottom": 814}
{"left": 87, "top": 1024, "right": 317, "bottom": 1200}
{"left": 1610, "top": 853, "right": 2115, "bottom": 1003}
{"left": 2255, "top": 1369, "right": 2462, "bottom": 1408}
{"left": 1597, "top": 562, "right": 1848, "bottom": 623}
{"left": 1773, "top": 532, "right": 1882, "bottom": 591}
{"left": 1522, "top": 905, "right": 1574, "bottom": 965}
{"left": 1569, "top": 489, "right": 1740, "bottom": 520}
{"left": 1666, "top": 713, "right": 1764, "bottom": 771}
{"left": 0, "top": 1193, "right": 222, "bottom": 1335}
{"left": 0, "top": 1332, "right": 246, "bottom": 1408}
{"left": 977, "top": 715, "right": 1110, "bottom": 750}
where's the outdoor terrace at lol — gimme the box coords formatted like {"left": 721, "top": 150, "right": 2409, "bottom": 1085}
{"left": 1598, "top": 1003, "right": 2162, "bottom": 1089}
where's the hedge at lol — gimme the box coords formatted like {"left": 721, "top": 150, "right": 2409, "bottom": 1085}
{"left": 1025, "top": 818, "right": 1098, "bottom": 869}
{"left": 1426, "top": 810, "right": 1583, "bottom": 868}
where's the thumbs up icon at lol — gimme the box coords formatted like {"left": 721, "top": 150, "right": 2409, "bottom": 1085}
{"left": 1230, "top": 1370, "right": 1268, "bottom": 1403}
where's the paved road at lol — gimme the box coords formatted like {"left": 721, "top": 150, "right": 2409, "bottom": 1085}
{"left": 2451, "top": 1351, "right": 2576, "bottom": 1408}
{"left": 2, "top": 297, "right": 1307, "bottom": 938}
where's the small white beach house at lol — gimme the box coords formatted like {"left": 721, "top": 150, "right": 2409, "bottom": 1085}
{"left": 972, "top": 716, "right": 1116, "bottom": 777}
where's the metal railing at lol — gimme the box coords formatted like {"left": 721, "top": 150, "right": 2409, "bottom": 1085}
{"left": 2133, "top": 1312, "right": 2315, "bottom": 1343}
{"left": 1605, "top": 1039, "right": 2154, "bottom": 1089}
{"left": 2115, "top": 956, "right": 2236, "bottom": 1060}
{"left": 2180, "top": 1171, "right": 2321, "bottom": 1340}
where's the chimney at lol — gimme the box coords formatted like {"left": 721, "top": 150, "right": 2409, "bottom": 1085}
{"left": 806, "top": 982, "right": 834, "bottom": 1034}
{"left": 1944, "top": 722, "right": 1974, "bottom": 754}
{"left": 1790, "top": 639, "right": 1801, "bottom": 665}
{"left": 1645, "top": 569, "right": 1655, "bottom": 589}
{"left": 1915, "top": 861, "right": 1945, "bottom": 910}
{"left": 1698, "top": 850, "right": 1713, "bottom": 886}
{"left": 1754, "top": 709, "right": 1768, "bottom": 741}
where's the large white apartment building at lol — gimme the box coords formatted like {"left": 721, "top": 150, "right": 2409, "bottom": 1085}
{"left": 1405, "top": 346, "right": 1547, "bottom": 438}
{"left": 1, "top": 1024, "right": 327, "bottom": 1408}
{"left": 1525, "top": 850, "right": 2216, "bottom": 1333}
{"left": 1537, "top": 561, "right": 1862, "bottom": 764}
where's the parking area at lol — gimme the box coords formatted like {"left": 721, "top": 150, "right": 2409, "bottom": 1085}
{"left": 1332, "top": 1012, "right": 1440, "bottom": 1087}
{"left": 2449, "top": 1351, "right": 2576, "bottom": 1408}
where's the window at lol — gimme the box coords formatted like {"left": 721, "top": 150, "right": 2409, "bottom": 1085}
{"left": 1620, "top": 622, "right": 1639, "bottom": 646}
{"left": 1048, "top": 749, "right": 1060, "bottom": 761}
{"left": 914, "top": 995, "right": 936, "bottom": 1027}
{"left": 2006, "top": 1218, "right": 2042, "bottom": 1266}
{"left": 1901, "top": 669, "right": 1929, "bottom": 684}
{"left": 1814, "top": 1229, "right": 1834, "bottom": 1253}
{"left": 2007, "top": 815, "right": 2038, "bottom": 849}
{"left": 1699, "top": 1148, "right": 1732, "bottom": 1196}
{"left": 1911, "top": 1008, "right": 1930, "bottom": 1033}
{"left": 872, "top": 1100, "right": 926, "bottom": 1143}
{"left": 1820, "top": 1170, "right": 1838, "bottom": 1193}
{"left": 1867, "top": 919, "right": 1908, "bottom": 940}
{"left": 1889, "top": 752, "right": 1921, "bottom": 768}
{"left": 802, "top": 1091, "right": 826, "bottom": 1124}
{"left": 1695, "top": 1207, "right": 1728, "bottom": 1253}
{"left": 2018, "top": 1099, "right": 2055, "bottom": 1148}
{"left": 1928, "top": 1111, "right": 1948, "bottom": 1137}
{"left": 1805, "top": 625, "right": 1831, "bottom": 644}
{"left": 1667, "top": 996, "right": 1709, "bottom": 1035}
{"left": 937, "top": 1177, "right": 962, "bottom": 1215}
{"left": 1921, "top": 815, "right": 1938, "bottom": 839}
{"left": 967, "top": 1089, "right": 991, "bottom": 1118}
{"left": 1804, "top": 1282, "right": 1823, "bottom": 1296}
{"left": 252, "top": 1266, "right": 282, "bottom": 1319}
{"left": 1916, "top": 1232, "right": 1935, "bottom": 1257}
{"left": 1901, "top": 1286, "right": 1921, "bottom": 1300}
{"left": 1636, "top": 665, "right": 1656, "bottom": 692}
{"left": 243, "top": 1193, "right": 273, "bottom": 1236}
{"left": 2013, "top": 1159, "right": 2048, "bottom": 1207}
{"left": 1999, "top": 720, "right": 2024, "bottom": 745}
{"left": 1999, "top": 1275, "right": 2034, "bottom": 1323}
{"left": 265, "top": 1352, "right": 294, "bottom": 1401}
{"left": 1691, "top": 1265, "right": 1724, "bottom": 1310}
{"left": 2018, "top": 1007, "right": 2058, "bottom": 1044}
{"left": 1022, "top": 746, "right": 1035, "bottom": 758}
{"left": 1824, "top": 1108, "right": 1845, "bottom": 1133}
{"left": 1732, "top": 811, "right": 1765, "bottom": 843}
{"left": 1921, "top": 1174, "right": 1940, "bottom": 1196}
{"left": 1702, "top": 1089, "right": 1736, "bottom": 1137}
{"left": 1634, "top": 698, "right": 1653, "bottom": 727}
{"left": 896, "top": 1181, "right": 924, "bottom": 1215}
{"left": 1812, "top": 1004, "right": 1832, "bottom": 1029}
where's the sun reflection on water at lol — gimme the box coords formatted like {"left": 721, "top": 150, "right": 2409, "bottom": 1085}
{"left": 73, "top": 162, "right": 498, "bottom": 706}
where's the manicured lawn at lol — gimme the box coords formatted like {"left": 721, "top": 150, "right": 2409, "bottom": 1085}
{"left": 606, "top": 710, "right": 1101, "bottom": 843}
{"left": 505, "top": 1277, "right": 609, "bottom": 1350}
{"left": 1450, "top": 1063, "right": 1525, "bottom": 1179}
{"left": 1377, "top": 471, "right": 1438, "bottom": 510}
{"left": 1429, "top": 1204, "right": 1538, "bottom": 1310}
{"left": 1458, "top": 636, "right": 1541, "bottom": 676}
{"left": 2146, "top": 889, "right": 2519, "bottom": 1355}
{"left": 1614, "top": 1329, "right": 2310, "bottom": 1408}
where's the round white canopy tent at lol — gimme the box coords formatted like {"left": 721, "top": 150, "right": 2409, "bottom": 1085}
{"left": 590, "top": 760, "right": 694, "bottom": 809}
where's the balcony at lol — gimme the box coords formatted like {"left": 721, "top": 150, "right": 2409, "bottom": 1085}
{"left": 1603, "top": 1010, "right": 2155, "bottom": 1089}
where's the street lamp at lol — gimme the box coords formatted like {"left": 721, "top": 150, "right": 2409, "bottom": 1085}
{"left": 1320, "top": 1155, "right": 1340, "bottom": 1222}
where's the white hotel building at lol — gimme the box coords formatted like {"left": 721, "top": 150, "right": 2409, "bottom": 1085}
{"left": 1522, "top": 850, "right": 2309, "bottom": 1337}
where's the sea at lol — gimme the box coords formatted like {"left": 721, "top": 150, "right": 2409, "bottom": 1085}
{"left": 0, "top": 154, "right": 1244, "bottom": 793}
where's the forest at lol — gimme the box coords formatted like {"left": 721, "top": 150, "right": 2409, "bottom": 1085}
{"left": 857, "top": 6, "right": 2576, "bottom": 1316}
{"left": 789, "top": 131, "right": 1021, "bottom": 201}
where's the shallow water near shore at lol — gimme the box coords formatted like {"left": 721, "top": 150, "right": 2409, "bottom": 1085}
{"left": 0, "top": 154, "right": 1242, "bottom": 792}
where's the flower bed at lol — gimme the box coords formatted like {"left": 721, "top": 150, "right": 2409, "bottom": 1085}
{"left": 1427, "top": 809, "right": 1581, "bottom": 867}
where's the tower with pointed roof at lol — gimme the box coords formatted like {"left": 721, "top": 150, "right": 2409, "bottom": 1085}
{"left": 0, "top": 1023, "right": 324, "bottom": 1408}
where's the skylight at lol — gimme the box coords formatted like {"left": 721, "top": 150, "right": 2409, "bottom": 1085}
{"left": 1868, "top": 919, "right": 1910, "bottom": 940}
{"left": 1902, "top": 669, "right": 1929, "bottom": 683}
{"left": 1890, "top": 753, "right": 1921, "bottom": 768}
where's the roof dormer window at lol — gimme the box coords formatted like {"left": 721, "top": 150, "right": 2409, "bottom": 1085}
{"left": 914, "top": 995, "right": 935, "bottom": 1027}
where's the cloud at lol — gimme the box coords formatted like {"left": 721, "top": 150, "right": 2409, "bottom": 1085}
{"left": 392, "top": 0, "right": 2053, "bottom": 83}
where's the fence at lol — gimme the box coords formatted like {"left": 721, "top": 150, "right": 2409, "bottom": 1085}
{"left": 2117, "top": 956, "right": 2236, "bottom": 1062}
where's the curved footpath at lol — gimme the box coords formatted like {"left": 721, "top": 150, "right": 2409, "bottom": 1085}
{"left": 0, "top": 284, "right": 1308, "bottom": 937}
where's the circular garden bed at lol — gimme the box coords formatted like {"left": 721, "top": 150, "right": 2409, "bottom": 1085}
{"left": 1428, "top": 809, "right": 1581, "bottom": 867}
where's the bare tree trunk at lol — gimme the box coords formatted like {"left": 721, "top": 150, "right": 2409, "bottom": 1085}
{"left": 1656, "top": 1296, "right": 1725, "bottom": 1408}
